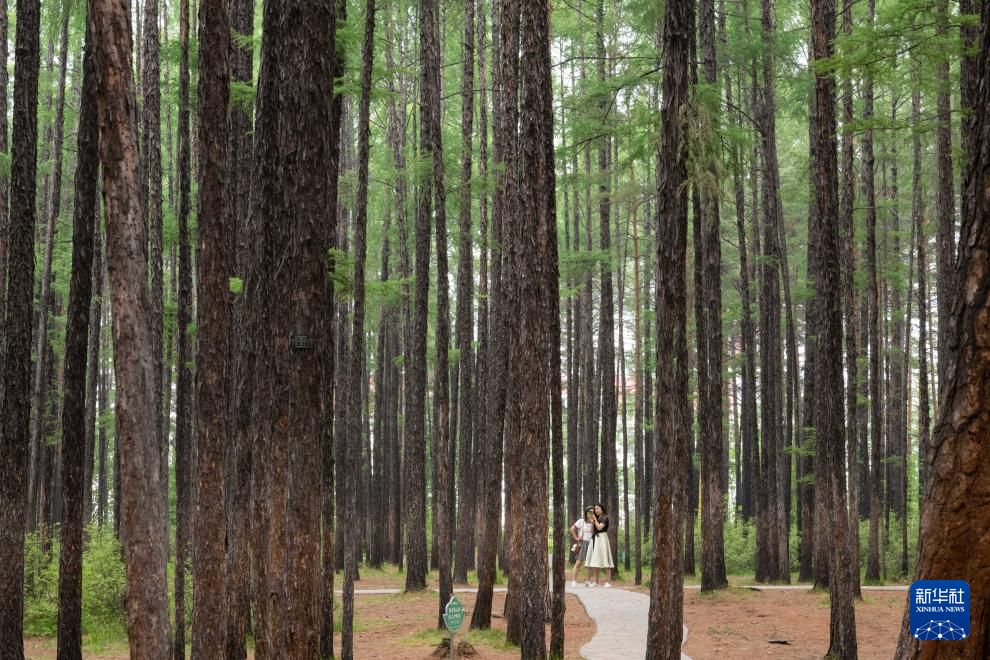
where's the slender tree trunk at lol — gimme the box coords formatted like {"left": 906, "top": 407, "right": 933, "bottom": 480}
{"left": 244, "top": 0, "right": 283, "bottom": 656}
{"left": 698, "top": 0, "right": 727, "bottom": 591}
{"left": 341, "top": 0, "right": 375, "bottom": 653}
{"left": 472, "top": 0, "right": 518, "bottom": 629}
{"left": 453, "top": 0, "right": 477, "bottom": 586}
{"left": 0, "top": 0, "right": 9, "bottom": 352}
{"left": 141, "top": 0, "right": 167, "bottom": 554}
{"left": 0, "top": 0, "right": 40, "bottom": 648}
{"left": 56, "top": 17, "right": 100, "bottom": 659}
{"left": 223, "top": 0, "right": 256, "bottom": 655}
{"left": 864, "top": 0, "right": 883, "bottom": 582}
{"left": 810, "top": 0, "right": 858, "bottom": 651}
{"left": 27, "top": 8, "right": 70, "bottom": 529}
{"left": 934, "top": 0, "right": 955, "bottom": 395}
{"left": 425, "top": 0, "right": 454, "bottom": 623}
{"left": 912, "top": 82, "right": 931, "bottom": 503}
{"left": 90, "top": 0, "right": 172, "bottom": 650}
{"left": 403, "top": 0, "right": 440, "bottom": 592}
{"left": 838, "top": 0, "right": 861, "bottom": 598}
{"left": 632, "top": 197, "right": 645, "bottom": 585}
{"left": 646, "top": 0, "right": 690, "bottom": 653}
{"left": 384, "top": 23, "right": 407, "bottom": 570}
{"left": 172, "top": 0, "right": 194, "bottom": 655}
{"left": 593, "top": 0, "right": 620, "bottom": 576}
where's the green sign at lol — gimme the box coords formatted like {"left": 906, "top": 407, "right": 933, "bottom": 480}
{"left": 443, "top": 596, "right": 465, "bottom": 633}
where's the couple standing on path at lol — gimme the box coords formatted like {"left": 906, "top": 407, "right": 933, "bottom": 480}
{"left": 569, "top": 503, "right": 614, "bottom": 588}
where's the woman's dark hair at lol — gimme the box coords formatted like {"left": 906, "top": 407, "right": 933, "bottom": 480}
{"left": 592, "top": 503, "right": 609, "bottom": 536}
{"left": 584, "top": 506, "right": 595, "bottom": 521}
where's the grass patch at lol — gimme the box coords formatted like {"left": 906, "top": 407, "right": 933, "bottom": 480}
{"left": 401, "top": 626, "right": 518, "bottom": 652}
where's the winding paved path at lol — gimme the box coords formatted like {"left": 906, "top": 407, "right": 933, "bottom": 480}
{"left": 567, "top": 584, "right": 690, "bottom": 660}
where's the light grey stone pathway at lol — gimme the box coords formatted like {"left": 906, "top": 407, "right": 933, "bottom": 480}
{"left": 567, "top": 584, "right": 689, "bottom": 660}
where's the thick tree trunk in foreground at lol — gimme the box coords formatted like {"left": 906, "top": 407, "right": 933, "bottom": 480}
{"left": 646, "top": 0, "right": 689, "bottom": 655}
{"left": 90, "top": 0, "right": 172, "bottom": 652}
{"left": 894, "top": 13, "right": 989, "bottom": 656}
{"left": 278, "top": 0, "right": 336, "bottom": 654}
{"left": 56, "top": 17, "right": 100, "bottom": 659}
{"left": 193, "top": 0, "right": 232, "bottom": 654}
{"left": 809, "top": 0, "right": 857, "bottom": 653}
{"left": 245, "top": 0, "right": 284, "bottom": 656}
{"left": 0, "top": 0, "right": 40, "bottom": 651}
{"left": 515, "top": 0, "right": 555, "bottom": 650}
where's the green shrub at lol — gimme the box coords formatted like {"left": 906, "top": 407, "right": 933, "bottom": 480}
{"left": 22, "top": 525, "right": 128, "bottom": 642}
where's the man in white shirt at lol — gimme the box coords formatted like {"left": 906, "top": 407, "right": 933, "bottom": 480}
{"left": 569, "top": 507, "right": 595, "bottom": 587}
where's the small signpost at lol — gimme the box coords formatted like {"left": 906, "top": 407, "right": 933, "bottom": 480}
{"left": 443, "top": 595, "right": 465, "bottom": 659}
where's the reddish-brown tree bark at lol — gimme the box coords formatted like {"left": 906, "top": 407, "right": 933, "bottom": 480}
{"left": 56, "top": 16, "right": 100, "bottom": 659}
{"left": 646, "top": 0, "right": 690, "bottom": 654}
{"left": 90, "top": 0, "right": 172, "bottom": 651}
{"left": 192, "top": 0, "right": 232, "bottom": 654}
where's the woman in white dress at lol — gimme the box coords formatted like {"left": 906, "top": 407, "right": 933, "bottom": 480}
{"left": 585, "top": 502, "right": 614, "bottom": 587}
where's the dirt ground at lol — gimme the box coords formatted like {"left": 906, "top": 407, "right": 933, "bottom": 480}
{"left": 678, "top": 587, "right": 905, "bottom": 659}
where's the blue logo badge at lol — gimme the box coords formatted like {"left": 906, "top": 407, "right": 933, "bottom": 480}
{"left": 910, "top": 580, "right": 969, "bottom": 641}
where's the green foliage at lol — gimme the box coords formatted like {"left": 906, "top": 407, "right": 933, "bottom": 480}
{"left": 24, "top": 526, "right": 128, "bottom": 643}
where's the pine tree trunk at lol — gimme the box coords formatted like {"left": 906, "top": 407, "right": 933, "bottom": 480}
{"left": 244, "top": 0, "right": 284, "bottom": 656}
{"left": 384, "top": 24, "right": 407, "bottom": 569}
{"left": 56, "top": 17, "right": 99, "bottom": 658}
{"left": 756, "top": 0, "right": 787, "bottom": 583}
{"left": 141, "top": 0, "right": 167, "bottom": 553}
{"left": 809, "top": 0, "right": 858, "bottom": 651}
{"left": 342, "top": 0, "right": 375, "bottom": 653}
{"left": 193, "top": 0, "right": 232, "bottom": 654}
{"left": 27, "top": 8, "right": 70, "bottom": 531}
{"left": 90, "top": 0, "right": 172, "bottom": 650}
{"left": 911, "top": 83, "right": 931, "bottom": 503}
{"left": 172, "top": 0, "right": 194, "bottom": 655}
{"left": 277, "top": 0, "right": 336, "bottom": 653}
{"left": 838, "top": 0, "right": 862, "bottom": 598}
{"left": 864, "top": 0, "right": 883, "bottom": 583}
{"left": 425, "top": 0, "right": 454, "bottom": 623}
{"left": 453, "top": 0, "right": 477, "bottom": 586}
{"left": 223, "top": 0, "right": 255, "bottom": 653}
{"left": 646, "top": 0, "right": 690, "bottom": 653}
{"left": 0, "top": 0, "right": 39, "bottom": 648}
{"left": 934, "top": 0, "right": 955, "bottom": 396}
{"left": 593, "top": 0, "right": 620, "bottom": 576}
{"left": 472, "top": 0, "right": 518, "bottom": 628}
{"left": 698, "top": 0, "right": 727, "bottom": 591}
{"left": 0, "top": 0, "right": 9, "bottom": 353}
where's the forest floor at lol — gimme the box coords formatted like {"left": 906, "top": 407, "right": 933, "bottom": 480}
{"left": 24, "top": 568, "right": 907, "bottom": 659}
